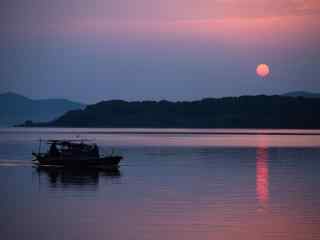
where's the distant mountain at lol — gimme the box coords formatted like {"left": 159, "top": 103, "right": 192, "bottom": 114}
{"left": 283, "top": 91, "right": 320, "bottom": 98}
{"left": 25, "top": 95, "right": 320, "bottom": 129}
{"left": 0, "top": 92, "right": 85, "bottom": 126}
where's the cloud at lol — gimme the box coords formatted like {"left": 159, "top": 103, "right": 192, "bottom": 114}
{"left": 1, "top": 0, "right": 320, "bottom": 38}
{"left": 218, "top": 0, "right": 320, "bottom": 18}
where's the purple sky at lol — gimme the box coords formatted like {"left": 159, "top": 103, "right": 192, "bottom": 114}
{"left": 1, "top": 0, "right": 320, "bottom": 103}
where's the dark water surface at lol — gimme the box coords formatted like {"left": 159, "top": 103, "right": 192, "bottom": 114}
{"left": 1, "top": 128, "right": 320, "bottom": 240}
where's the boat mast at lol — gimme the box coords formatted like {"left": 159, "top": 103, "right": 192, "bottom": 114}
{"left": 38, "top": 138, "right": 42, "bottom": 154}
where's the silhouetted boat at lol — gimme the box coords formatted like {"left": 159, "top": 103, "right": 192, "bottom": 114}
{"left": 32, "top": 140, "right": 122, "bottom": 169}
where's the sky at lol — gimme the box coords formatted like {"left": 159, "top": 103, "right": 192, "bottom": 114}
{"left": 1, "top": 0, "right": 320, "bottom": 103}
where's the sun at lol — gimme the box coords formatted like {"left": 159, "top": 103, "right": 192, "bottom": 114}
{"left": 256, "top": 64, "right": 270, "bottom": 78}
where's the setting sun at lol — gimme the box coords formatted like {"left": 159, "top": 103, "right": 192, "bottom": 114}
{"left": 256, "top": 64, "right": 270, "bottom": 78}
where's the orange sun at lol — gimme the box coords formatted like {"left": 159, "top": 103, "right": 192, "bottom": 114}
{"left": 256, "top": 64, "right": 270, "bottom": 78}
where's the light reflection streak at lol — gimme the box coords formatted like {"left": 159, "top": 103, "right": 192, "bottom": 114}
{"left": 256, "top": 136, "right": 269, "bottom": 207}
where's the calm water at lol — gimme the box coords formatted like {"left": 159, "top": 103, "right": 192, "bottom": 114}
{"left": 1, "top": 128, "right": 320, "bottom": 240}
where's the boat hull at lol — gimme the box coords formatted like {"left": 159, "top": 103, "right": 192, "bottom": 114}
{"left": 33, "top": 153, "right": 122, "bottom": 169}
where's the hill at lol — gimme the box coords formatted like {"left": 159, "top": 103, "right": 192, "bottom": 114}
{"left": 25, "top": 95, "right": 320, "bottom": 129}
{"left": 0, "top": 92, "right": 85, "bottom": 126}
{"left": 283, "top": 91, "right": 320, "bottom": 98}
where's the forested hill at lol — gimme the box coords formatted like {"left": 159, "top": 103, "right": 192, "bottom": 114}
{"left": 283, "top": 91, "right": 320, "bottom": 98}
{"left": 24, "top": 95, "right": 320, "bottom": 129}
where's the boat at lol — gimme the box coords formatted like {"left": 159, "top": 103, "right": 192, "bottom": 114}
{"left": 32, "top": 140, "right": 122, "bottom": 169}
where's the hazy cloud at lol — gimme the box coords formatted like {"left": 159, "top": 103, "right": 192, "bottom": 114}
{"left": 1, "top": 0, "right": 320, "bottom": 24}
{"left": 1, "top": 0, "right": 320, "bottom": 39}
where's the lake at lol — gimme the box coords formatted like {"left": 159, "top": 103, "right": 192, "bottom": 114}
{"left": 1, "top": 128, "right": 320, "bottom": 240}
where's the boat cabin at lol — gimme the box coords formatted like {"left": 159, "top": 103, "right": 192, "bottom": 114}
{"left": 47, "top": 140, "right": 100, "bottom": 159}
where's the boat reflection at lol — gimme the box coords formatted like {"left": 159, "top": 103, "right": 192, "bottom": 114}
{"left": 256, "top": 143, "right": 269, "bottom": 207}
{"left": 35, "top": 166, "right": 121, "bottom": 189}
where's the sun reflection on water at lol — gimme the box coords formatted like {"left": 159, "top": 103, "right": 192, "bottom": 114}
{"left": 256, "top": 136, "right": 269, "bottom": 208}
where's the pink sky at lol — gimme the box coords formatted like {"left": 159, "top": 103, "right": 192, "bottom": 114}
{"left": 2, "top": 0, "right": 320, "bottom": 37}
{"left": 1, "top": 0, "right": 320, "bottom": 101}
